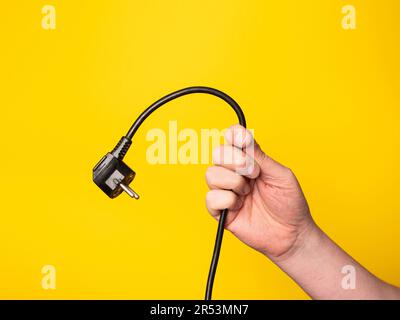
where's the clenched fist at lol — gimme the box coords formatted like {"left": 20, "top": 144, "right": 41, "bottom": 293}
{"left": 205, "top": 124, "right": 314, "bottom": 261}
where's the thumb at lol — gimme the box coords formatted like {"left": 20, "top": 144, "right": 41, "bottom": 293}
{"left": 224, "top": 124, "right": 290, "bottom": 180}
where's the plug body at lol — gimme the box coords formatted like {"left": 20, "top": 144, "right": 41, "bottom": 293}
{"left": 93, "top": 152, "right": 137, "bottom": 199}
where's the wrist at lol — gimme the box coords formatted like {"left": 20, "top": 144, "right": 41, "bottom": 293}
{"left": 269, "top": 220, "right": 324, "bottom": 265}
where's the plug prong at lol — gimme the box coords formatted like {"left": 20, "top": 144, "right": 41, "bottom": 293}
{"left": 119, "top": 182, "right": 139, "bottom": 199}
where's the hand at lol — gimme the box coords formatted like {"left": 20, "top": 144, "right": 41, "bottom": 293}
{"left": 206, "top": 125, "right": 400, "bottom": 299}
{"left": 205, "top": 124, "right": 315, "bottom": 260}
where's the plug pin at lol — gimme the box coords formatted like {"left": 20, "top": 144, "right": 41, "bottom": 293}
{"left": 119, "top": 182, "right": 139, "bottom": 199}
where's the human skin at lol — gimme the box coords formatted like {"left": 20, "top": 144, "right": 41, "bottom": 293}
{"left": 205, "top": 124, "right": 400, "bottom": 299}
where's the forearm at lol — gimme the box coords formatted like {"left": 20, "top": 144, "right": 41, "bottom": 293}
{"left": 271, "top": 223, "right": 400, "bottom": 300}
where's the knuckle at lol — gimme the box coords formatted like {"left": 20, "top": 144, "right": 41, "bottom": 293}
{"left": 212, "top": 146, "right": 224, "bottom": 164}
{"left": 205, "top": 190, "right": 215, "bottom": 204}
{"left": 284, "top": 166, "right": 294, "bottom": 177}
{"left": 205, "top": 166, "right": 216, "bottom": 183}
{"left": 232, "top": 173, "right": 244, "bottom": 188}
{"left": 226, "top": 192, "right": 238, "bottom": 207}
{"left": 232, "top": 151, "right": 247, "bottom": 167}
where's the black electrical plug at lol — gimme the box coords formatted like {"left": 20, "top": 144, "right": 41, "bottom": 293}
{"left": 93, "top": 136, "right": 139, "bottom": 199}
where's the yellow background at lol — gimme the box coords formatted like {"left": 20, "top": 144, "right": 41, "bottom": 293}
{"left": 0, "top": 0, "right": 399, "bottom": 299}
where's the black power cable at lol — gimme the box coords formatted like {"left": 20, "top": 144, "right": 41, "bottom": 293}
{"left": 205, "top": 208, "right": 228, "bottom": 300}
{"left": 93, "top": 86, "right": 246, "bottom": 300}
